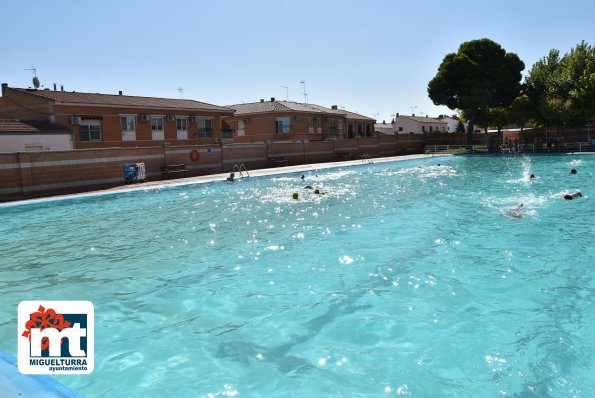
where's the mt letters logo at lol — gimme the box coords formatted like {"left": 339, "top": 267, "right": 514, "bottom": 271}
{"left": 18, "top": 301, "right": 94, "bottom": 374}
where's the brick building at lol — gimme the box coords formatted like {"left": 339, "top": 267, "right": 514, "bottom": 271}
{"left": 0, "top": 84, "right": 234, "bottom": 149}
{"left": 224, "top": 98, "right": 376, "bottom": 142}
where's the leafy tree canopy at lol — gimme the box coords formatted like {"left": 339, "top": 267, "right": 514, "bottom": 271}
{"left": 526, "top": 41, "right": 595, "bottom": 129}
{"left": 428, "top": 38, "right": 524, "bottom": 142}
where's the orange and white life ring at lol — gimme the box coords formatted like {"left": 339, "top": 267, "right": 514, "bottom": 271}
{"left": 190, "top": 149, "right": 200, "bottom": 162}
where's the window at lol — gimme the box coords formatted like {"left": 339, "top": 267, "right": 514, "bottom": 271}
{"left": 330, "top": 119, "right": 337, "bottom": 133}
{"left": 198, "top": 118, "right": 213, "bottom": 138}
{"left": 151, "top": 116, "right": 164, "bottom": 131}
{"left": 275, "top": 117, "right": 290, "bottom": 133}
{"left": 80, "top": 121, "right": 102, "bottom": 141}
{"left": 398, "top": 126, "right": 403, "bottom": 132}
{"left": 151, "top": 116, "right": 164, "bottom": 140}
{"left": 422, "top": 125, "right": 426, "bottom": 133}
{"left": 120, "top": 115, "right": 135, "bottom": 132}
{"left": 176, "top": 117, "right": 187, "bottom": 132}
{"left": 176, "top": 117, "right": 188, "bottom": 140}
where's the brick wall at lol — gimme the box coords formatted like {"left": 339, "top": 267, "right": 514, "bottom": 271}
{"left": 0, "top": 134, "right": 486, "bottom": 202}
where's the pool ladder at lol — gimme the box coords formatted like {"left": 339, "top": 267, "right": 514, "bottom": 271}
{"left": 233, "top": 163, "right": 249, "bottom": 178}
{"left": 360, "top": 153, "right": 374, "bottom": 164}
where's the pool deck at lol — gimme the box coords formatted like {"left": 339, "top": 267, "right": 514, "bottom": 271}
{"left": 0, "top": 154, "right": 447, "bottom": 208}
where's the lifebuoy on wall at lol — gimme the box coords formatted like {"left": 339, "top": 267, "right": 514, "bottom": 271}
{"left": 190, "top": 149, "right": 200, "bottom": 162}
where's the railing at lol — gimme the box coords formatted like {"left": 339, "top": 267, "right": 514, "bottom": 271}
{"left": 424, "top": 145, "right": 487, "bottom": 154}
{"left": 425, "top": 142, "right": 595, "bottom": 154}
{"left": 221, "top": 129, "right": 234, "bottom": 139}
{"left": 360, "top": 153, "right": 373, "bottom": 163}
{"left": 232, "top": 163, "right": 249, "bottom": 178}
{"left": 564, "top": 142, "right": 595, "bottom": 152}
{"left": 197, "top": 128, "right": 213, "bottom": 138}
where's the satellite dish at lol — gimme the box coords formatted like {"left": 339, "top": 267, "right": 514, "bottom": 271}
{"left": 32, "top": 77, "right": 40, "bottom": 89}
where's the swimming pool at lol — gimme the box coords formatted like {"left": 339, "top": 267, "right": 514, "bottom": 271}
{"left": 1, "top": 155, "right": 593, "bottom": 397}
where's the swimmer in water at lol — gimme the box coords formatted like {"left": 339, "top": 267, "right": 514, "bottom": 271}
{"left": 563, "top": 191, "right": 582, "bottom": 200}
{"left": 226, "top": 172, "right": 235, "bottom": 182}
{"left": 504, "top": 203, "right": 524, "bottom": 218}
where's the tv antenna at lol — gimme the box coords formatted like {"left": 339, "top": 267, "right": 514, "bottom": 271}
{"left": 178, "top": 87, "right": 184, "bottom": 99}
{"left": 299, "top": 80, "right": 307, "bottom": 104}
{"left": 25, "top": 66, "right": 40, "bottom": 88}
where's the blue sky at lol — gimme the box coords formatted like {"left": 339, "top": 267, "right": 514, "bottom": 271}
{"left": 2, "top": 0, "right": 594, "bottom": 123}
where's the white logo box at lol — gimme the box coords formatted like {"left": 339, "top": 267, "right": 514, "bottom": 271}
{"left": 18, "top": 301, "right": 94, "bottom": 375}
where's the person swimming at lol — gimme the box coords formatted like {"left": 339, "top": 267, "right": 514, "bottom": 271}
{"left": 504, "top": 203, "right": 524, "bottom": 218}
{"left": 563, "top": 191, "right": 582, "bottom": 200}
{"left": 529, "top": 174, "right": 535, "bottom": 179}
{"left": 570, "top": 169, "right": 577, "bottom": 174}
{"left": 226, "top": 172, "right": 235, "bottom": 182}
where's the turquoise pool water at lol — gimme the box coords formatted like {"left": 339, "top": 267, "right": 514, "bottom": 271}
{"left": 1, "top": 155, "right": 593, "bottom": 397}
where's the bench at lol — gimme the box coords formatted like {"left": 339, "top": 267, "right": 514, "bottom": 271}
{"left": 268, "top": 156, "right": 288, "bottom": 165}
{"left": 336, "top": 152, "right": 352, "bottom": 160}
{"left": 160, "top": 164, "right": 190, "bottom": 179}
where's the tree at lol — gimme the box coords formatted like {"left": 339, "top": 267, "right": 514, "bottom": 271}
{"left": 428, "top": 38, "right": 525, "bottom": 144}
{"left": 455, "top": 120, "right": 466, "bottom": 133}
{"left": 526, "top": 42, "right": 595, "bottom": 139}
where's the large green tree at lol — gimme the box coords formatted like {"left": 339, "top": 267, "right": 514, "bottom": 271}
{"left": 428, "top": 38, "right": 525, "bottom": 144}
{"left": 526, "top": 41, "right": 595, "bottom": 138}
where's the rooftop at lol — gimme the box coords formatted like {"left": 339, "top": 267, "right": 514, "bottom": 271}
{"left": 397, "top": 114, "right": 447, "bottom": 123}
{"left": 7, "top": 87, "right": 233, "bottom": 113}
{"left": 228, "top": 100, "right": 375, "bottom": 120}
{"left": 0, "top": 119, "right": 71, "bottom": 133}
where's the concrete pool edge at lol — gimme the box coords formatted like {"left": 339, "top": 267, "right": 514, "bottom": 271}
{"left": 0, "top": 154, "right": 449, "bottom": 208}
{"left": 0, "top": 349, "right": 84, "bottom": 398}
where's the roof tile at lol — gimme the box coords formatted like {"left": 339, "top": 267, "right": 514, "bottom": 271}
{"left": 14, "top": 89, "right": 233, "bottom": 113}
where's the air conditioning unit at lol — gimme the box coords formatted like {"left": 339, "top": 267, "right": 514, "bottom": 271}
{"left": 166, "top": 115, "right": 175, "bottom": 121}
{"left": 70, "top": 116, "right": 81, "bottom": 124}
{"left": 140, "top": 115, "right": 149, "bottom": 122}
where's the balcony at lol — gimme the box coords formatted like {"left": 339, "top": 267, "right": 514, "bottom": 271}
{"left": 197, "top": 128, "right": 213, "bottom": 138}
{"left": 221, "top": 129, "right": 234, "bottom": 139}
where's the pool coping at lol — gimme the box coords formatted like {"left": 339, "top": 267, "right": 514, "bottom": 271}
{"left": 0, "top": 154, "right": 448, "bottom": 208}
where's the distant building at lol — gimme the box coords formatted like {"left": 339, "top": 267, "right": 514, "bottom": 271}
{"left": 0, "top": 83, "right": 234, "bottom": 149}
{"left": 0, "top": 119, "right": 73, "bottom": 152}
{"left": 438, "top": 115, "right": 465, "bottom": 133}
{"left": 393, "top": 113, "right": 447, "bottom": 134}
{"left": 224, "top": 98, "right": 376, "bottom": 142}
{"left": 374, "top": 121, "right": 395, "bottom": 135}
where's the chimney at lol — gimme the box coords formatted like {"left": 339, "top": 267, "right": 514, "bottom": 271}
{"left": 331, "top": 105, "right": 338, "bottom": 110}
{"left": 61, "top": 85, "right": 64, "bottom": 92}
{"left": 382, "top": 120, "right": 386, "bottom": 124}
{"left": 53, "top": 83, "right": 57, "bottom": 91}
{"left": 270, "top": 97, "right": 275, "bottom": 102}
{"left": 426, "top": 115, "right": 428, "bottom": 117}
{"left": 1, "top": 83, "right": 7, "bottom": 96}
{"left": 412, "top": 113, "right": 415, "bottom": 117}
{"left": 396, "top": 112, "right": 399, "bottom": 117}
{"left": 119, "top": 90, "right": 123, "bottom": 95}
{"left": 260, "top": 99, "right": 264, "bottom": 102}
